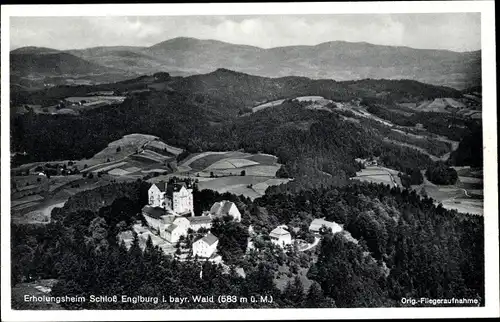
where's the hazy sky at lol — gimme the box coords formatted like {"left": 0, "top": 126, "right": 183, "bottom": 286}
{"left": 10, "top": 13, "right": 481, "bottom": 52}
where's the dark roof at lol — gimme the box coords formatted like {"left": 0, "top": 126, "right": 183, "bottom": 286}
{"left": 166, "top": 224, "right": 178, "bottom": 233}
{"left": 152, "top": 181, "right": 167, "bottom": 192}
{"left": 142, "top": 205, "right": 166, "bottom": 219}
{"left": 201, "top": 233, "right": 218, "bottom": 246}
{"left": 166, "top": 182, "right": 190, "bottom": 197}
{"left": 221, "top": 201, "right": 234, "bottom": 214}
{"left": 210, "top": 200, "right": 235, "bottom": 217}
{"left": 187, "top": 215, "right": 213, "bottom": 224}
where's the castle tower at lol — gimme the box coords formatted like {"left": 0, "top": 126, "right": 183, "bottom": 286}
{"left": 166, "top": 181, "right": 194, "bottom": 215}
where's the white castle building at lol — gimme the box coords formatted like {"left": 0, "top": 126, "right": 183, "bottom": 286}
{"left": 148, "top": 181, "right": 194, "bottom": 215}
{"left": 140, "top": 181, "right": 242, "bottom": 261}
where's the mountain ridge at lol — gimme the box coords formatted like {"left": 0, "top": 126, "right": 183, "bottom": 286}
{"left": 11, "top": 37, "right": 481, "bottom": 90}
{"left": 12, "top": 37, "right": 480, "bottom": 54}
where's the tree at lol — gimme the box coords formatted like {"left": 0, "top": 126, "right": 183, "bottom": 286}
{"left": 426, "top": 162, "right": 458, "bottom": 185}
{"left": 240, "top": 170, "right": 246, "bottom": 176}
{"left": 116, "top": 146, "right": 122, "bottom": 153}
{"left": 276, "top": 165, "right": 291, "bottom": 178}
{"left": 305, "top": 281, "right": 324, "bottom": 308}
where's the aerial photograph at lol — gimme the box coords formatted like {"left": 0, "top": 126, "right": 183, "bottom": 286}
{"left": 4, "top": 9, "right": 491, "bottom": 315}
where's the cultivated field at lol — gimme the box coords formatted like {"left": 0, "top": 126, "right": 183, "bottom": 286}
{"left": 252, "top": 96, "right": 333, "bottom": 114}
{"left": 11, "top": 134, "right": 182, "bottom": 224}
{"left": 412, "top": 167, "right": 483, "bottom": 215}
{"left": 352, "top": 166, "right": 402, "bottom": 188}
{"left": 155, "top": 150, "right": 291, "bottom": 200}
{"left": 252, "top": 99, "right": 286, "bottom": 112}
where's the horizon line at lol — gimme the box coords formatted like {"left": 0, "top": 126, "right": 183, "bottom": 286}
{"left": 10, "top": 36, "right": 482, "bottom": 54}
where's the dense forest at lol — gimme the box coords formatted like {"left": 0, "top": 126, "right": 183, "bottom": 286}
{"left": 11, "top": 69, "right": 482, "bottom": 193}
{"left": 12, "top": 179, "right": 484, "bottom": 309}
{"left": 12, "top": 93, "right": 443, "bottom": 189}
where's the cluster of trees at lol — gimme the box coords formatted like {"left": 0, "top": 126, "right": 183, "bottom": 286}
{"left": 425, "top": 162, "right": 459, "bottom": 185}
{"left": 210, "top": 216, "right": 249, "bottom": 264}
{"left": 399, "top": 167, "right": 424, "bottom": 188}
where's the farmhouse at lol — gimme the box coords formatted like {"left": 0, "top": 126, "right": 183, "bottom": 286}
{"left": 210, "top": 200, "right": 242, "bottom": 222}
{"left": 269, "top": 226, "right": 292, "bottom": 248}
{"left": 193, "top": 233, "right": 219, "bottom": 258}
{"left": 187, "top": 215, "right": 213, "bottom": 231}
{"left": 309, "top": 218, "right": 343, "bottom": 235}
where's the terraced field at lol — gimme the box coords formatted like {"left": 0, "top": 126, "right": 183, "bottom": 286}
{"left": 162, "top": 151, "right": 292, "bottom": 199}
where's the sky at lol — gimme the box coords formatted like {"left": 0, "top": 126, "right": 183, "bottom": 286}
{"left": 10, "top": 13, "right": 481, "bottom": 52}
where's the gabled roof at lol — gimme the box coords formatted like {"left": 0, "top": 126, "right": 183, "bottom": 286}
{"left": 269, "top": 227, "right": 290, "bottom": 238}
{"left": 210, "top": 200, "right": 238, "bottom": 217}
{"left": 187, "top": 215, "right": 213, "bottom": 225}
{"left": 309, "top": 218, "right": 343, "bottom": 234}
{"left": 151, "top": 181, "right": 167, "bottom": 192}
{"left": 221, "top": 201, "right": 234, "bottom": 214}
{"left": 200, "top": 233, "right": 218, "bottom": 246}
{"left": 210, "top": 202, "right": 222, "bottom": 214}
{"left": 165, "top": 224, "right": 178, "bottom": 233}
{"left": 166, "top": 182, "right": 191, "bottom": 197}
{"left": 142, "top": 205, "right": 166, "bottom": 219}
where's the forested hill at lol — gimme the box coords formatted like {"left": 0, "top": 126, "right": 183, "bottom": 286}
{"left": 12, "top": 69, "right": 479, "bottom": 190}
{"left": 12, "top": 69, "right": 464, "bottom": 117}
{"left": 10, "top": 51, "right": 115, "bottom": 77}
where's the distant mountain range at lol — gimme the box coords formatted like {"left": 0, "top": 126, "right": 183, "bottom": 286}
{"left": 11, "top": 37, "right": 481, "bottom": 90}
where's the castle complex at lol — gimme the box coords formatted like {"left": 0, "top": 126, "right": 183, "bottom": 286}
{"left": 138, "top": 179, "right": 241, "bottom": 258}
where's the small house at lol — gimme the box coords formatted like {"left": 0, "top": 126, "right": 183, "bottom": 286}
{"left": 269, "top": 226, "right": 292, "bottom": 248}
{"left": 210, "top": 200, "right": 242, "bottom": 222}
{"left": 192, "top": 233, "right": 219, "bottom": 258}
{"left": 164, "top": 224, "right": 187, "bottom": 244}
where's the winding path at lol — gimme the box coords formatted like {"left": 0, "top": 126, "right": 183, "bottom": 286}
{"left": 299, "top": 236, "right": 320, "bottom": 252}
